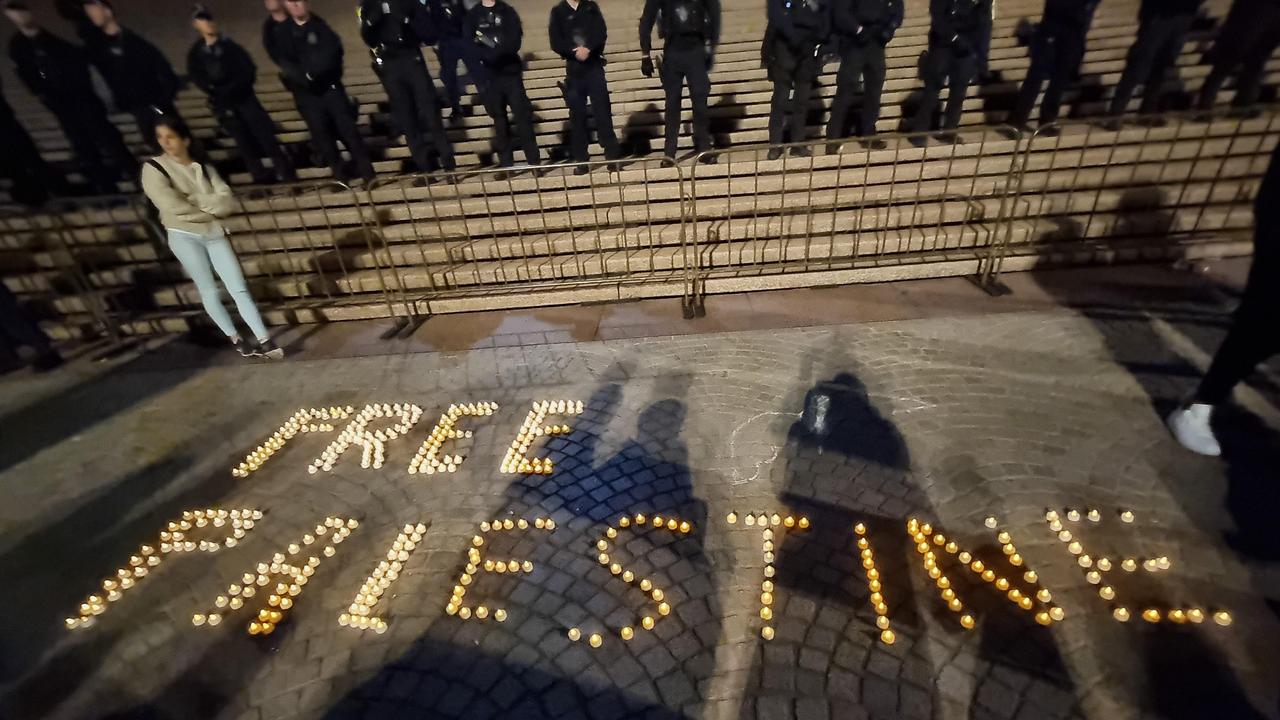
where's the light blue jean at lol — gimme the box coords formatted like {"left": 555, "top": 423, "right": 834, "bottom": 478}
{"left": 167, "top": 229, "right": 270, "bottom": 342}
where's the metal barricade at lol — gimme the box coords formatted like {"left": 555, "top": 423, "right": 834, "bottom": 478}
{"left": 230, "top": 180, "right": 407, "bottom": 333}
{"left": 365, "top": 157, "right": 692, "bottom": 318}
{"left": 983, "top": 106, "right": 1279, "bottom": 286}
{"left": 687, "top": 128, "right": 1025, "bottom": 313}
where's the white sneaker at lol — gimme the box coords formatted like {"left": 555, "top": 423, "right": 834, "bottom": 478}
{"left": 1167, "top": 403, "right": 1222, "bottom": 457}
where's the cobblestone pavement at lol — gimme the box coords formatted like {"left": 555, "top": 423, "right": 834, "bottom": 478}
{"left": 0, "top": 305, "right": 1277, "bottom": 720}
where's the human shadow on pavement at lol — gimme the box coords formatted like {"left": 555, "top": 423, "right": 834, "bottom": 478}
{"left": 739, "top": 371, "right": 1074, "bottom": 719}
{"left": 320, "top": 377, "right": 719, "bottom": 718}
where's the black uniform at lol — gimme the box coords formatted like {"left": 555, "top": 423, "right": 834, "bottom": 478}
{"left": 465, "top": 0, "right": 540, "bottom": 166}
{"left": 8, "top": 28, "right": 133, "bottom": 191}
{"left": 1109, "top": 0, "right": 1203, "bottom": 115}
{"left": 0, "top": 79, "right": 57, "bottom": 204}
{"left": 826, "top": 0, "right": 902, "bottom": 140}
{"left": 549, "top": 0, "right": 620, "bottom": 163}
{"left": 764, "top": 0, "right": 830, "bottom": 147}
{"left": 81, "top": 25, "right": 182, "bottom": 151}
{"left": 639, "top": 0, "right": 720, "bottom": 157}
{"left": 1197, "top": 0, "right": 1280, "bottom": 110}
{"left": 270, "top": 14, "right": 376, "bottom": 182}
{"left": 433, "top": 0, "right": 489, "bottom": 115}
{"left": 360, "top": 0, "right": 456, "bottom": 173}
{"left": 188, "top": 35, "right": 296, "bottom": 184}
{"left": 1009, "top": 0, "right": 1099, "bottom": 126}
{"left": 910, "top": 0, "right": 992, "bottom": 134}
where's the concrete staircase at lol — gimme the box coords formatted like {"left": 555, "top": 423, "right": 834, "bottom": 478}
{"left": 0, "top": 0, "right": 1274, "bottom": 339}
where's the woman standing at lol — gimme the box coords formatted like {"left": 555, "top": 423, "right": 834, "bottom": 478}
{"left": 141, "top": 117, "right": 283, "bottom": 359}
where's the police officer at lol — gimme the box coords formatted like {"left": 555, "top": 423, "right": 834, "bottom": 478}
{"left": 360, "top": 0, "right": 456, "bottom": 174}
{"left": 909, "top": 0, "right": 992, "bottom": 140}
{"left": 826, "top": 0, "right": 902, "bottom": 144}
{"left": 639, "top": 0, "right": 720, "bottom": 159}
{"left": 1008, "top": 0, "right": 1099, "bottom": 128}
{"left": 466, "top": 0, "right": 541, "bottom": 168}
{"left": 3, "top": 0, "right": 133, "bottom": 193}
{"left": 188, "top": 6, "right": 296, "bottom": 185}
{"left": 1108, "top": 0, "right": 1203, "bottom": 117}
{"left": 433, "top": 0, "right": 487, "bottom": 119}
{"left": 1196, "top": 0, "right": 1280, "bottom": 112}
{"left": 272, "top": 0, "right": 376, "bottom": 182}
{"left": 763, "top": 0, "right": 830, "bottom": 158}
{"left": 79, "top": 0, "right": 182, "bottom": 153}
{"left": 550, "top": 0, "right": 620, "bottom": 169}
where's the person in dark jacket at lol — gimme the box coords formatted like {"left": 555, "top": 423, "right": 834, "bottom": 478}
{"left": 826, "top": 0, "right": 902, "bottom": 144}
{"left": 1168, "top": 139, "right": 1280, "bottom": 456}
{"left": 1196, "top": 0, "right": 1280, "bottom": 111}
{"left": 466, "top": 0, "right": 540, "bottom": 167}
{"left": 188, "top": 6, "right": 295, "bottom": 184}
{"left": 271, "top": 0, "right": 376, "bottom": 182}
{"left": 79, "top": 0, "right": 183, "bottom": 153}
{"left": 640, "top": 0, "right": 721, "bottom": 159}
{"left": 1008, "top": 0, "right": 1099, "bottom": 127}
{"left": 433, "top": 0, "right": 487, "bottom": 119}
{"left": 909, "top": 0, "right": 992, "bottom": 140}
{"left": 1108, "top": 0, "right": 1203, "bottom": 116}
{"left": 550, "top": 0, "right": 620, "bottom": 168}
{"left": 2, "top": 1, "right": 132, "bottom": 193}
{"left": 763, "top": 0, "right": 830, "bottom": 158}
{"left": 360, "top": 0, "right": 456, "bottom": 174}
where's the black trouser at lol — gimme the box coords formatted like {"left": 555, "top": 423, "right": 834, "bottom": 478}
{"left": 565, "top": 62, "right": 620, "bottom": 162}
{"left": 129, "top": 102, "right": 182, "bottom": 153}
{"left": 438, "top": 34, "right": 489, "bottom": 113}
{"left": 217, "top": 96, "right": 296, "bottom": 184}
{"left": 827, "top": 40, "right": 888, "bottom": 139}
{"left": 482, "top": 73, "right": 540, "bottom": 166}
{"left": 768, "top": 42, "right": 821, "bottom": 145}
{"left": 0, "top": 103, "right": 56, "bottom": 204}
{"left": 0, "top": 282, "right": 52, "bottom": 357}
{"left": 379, "top": 55, "right": 456, "bottom": 173}
{"left": 1011, "top": 24, "right": 1088, "bottom": 125}
{"left": 51, "top": 97, "right": 134, "bottom": 190}
{"left": 661, "top": 44, "right": 712, "bottom": 156}
{"left": 912, "top": 45, "right": 979, "bottom": 132}
{"left": 1196, "top": 223, "right": 1279, "bottom": 404}
{"left": 1197, "top": 0, "right": 1280, "bottom": 110}
{"left": 1109, "top": 13, "right": 1195, "bottom": 115}
{"left": 295, "top": 84, "right": 375, "bottom": 181}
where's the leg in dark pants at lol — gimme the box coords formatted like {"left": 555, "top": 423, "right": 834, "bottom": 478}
{"left": 1011, "top": 31, "right": 1056, "bottom": 125}
{"left": 235, "top": 97, "right": 295, "bottom": 182}
{"left": 219, "top": 105, "right": 272, "bottom": 184}
{"left": 1039, "top": 31, "right": 1085, "bottom": 124}
{"left": 323, "top": 86, "right": 375, "bottom": 181}
{"left": 662, "top": 48, "right": 712, "bottom": 155}
{"left": 0, "top": 283, "right": 54, "bottom": 360}
{"left": 789, "top": 55, "right": 819, "bottom": 144}
{"left": 438, "top": 36, "right": 465, "bottom": 113}
{"left": 1196, "top": 237, "right": 1280, "bottom": 404}
{"left": 566, "top": 64, "right": 619, "bottom": 162}
{"left": 295, "top": 90, "right": 344, "bottom": 176}
{"left": 54, "top": 97, "right": 133, "bottom": 190}
{"left": 911, "top": 47, "right": 951, "bottom": 133}
{"left": 381, "top": 58, "right": 454, "bottom": 173}
{"left": 565, "top": 72, "right": 593, "bottom": 162}
{"left": 660, "top": 55, "right": 688, "bottom": 157}
{"left": 827, "top": 43, "right": 886, "bottom": 139}
{"left": 1232, "top": 24, "right": 1280, "bottom": 107}
{"left": 941, "top": 55, "right": 978, "bottom": 130}
{"left": 1110, "top": 15, "right": 1192, "bottom": 115}
{"left": 484, "top": 75, "right": 540, "bottom": 166}
{"left": 407, "top": 63, "right": 455, "bottom": 169}
{"left": 587, "top": 65, "right": 620, "bottom": 159}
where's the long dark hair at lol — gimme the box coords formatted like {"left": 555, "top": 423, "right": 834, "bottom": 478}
{"left": 154, "top": 114, "right": 210, "bottom": 164}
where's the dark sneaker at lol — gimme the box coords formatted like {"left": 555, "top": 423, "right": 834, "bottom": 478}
{"left": 233, "top": 337, "right": 255, "bottom": 358}
{"left": 256, "top": 339, "right": 285, "bottom": 360}
{"left": 766, "top": 147, "right": 784, "bottom": 161}
{"left": 790, "top": 146, "right": 812, "bottom": 158}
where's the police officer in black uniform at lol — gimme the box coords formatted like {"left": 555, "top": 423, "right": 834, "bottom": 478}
{"left": 272, "top": 0, "right": 376, "bottom": 182}
{"left": 909, "top": 0, "right": 992, "bottom": 140}
{"left": 639, "top": 0, "right": 720, "bottom": 159}
{"left": 188, "top": 6, "right": 296, "bottom": 184}
{"left": 360, "top": 0, "right": 456, "bottom": 173}
{"left": 550, "top": 0, "right": 620, "bottom": 168}
{"left": 763, "top": 0, "right": 830, "bottom": 158}
{"left": 433, "top": 0, "right": 487, "bottom": 119}
{"left": 1197, "top": 0, "right": 1280, "bottom": 112}
{"left": 1008, "top": 0, "right": 1099, "bottom": 128}
{"left": 3, "top": 0, "right": 133, "bottom": 193}
{"left": 466, "top": 0, "right": 541, "bottom": 167}
{"left": 79, "top": 0, "right": 182, "bottom": 153}
{"left": 826, "top": 0, "right": 902, "bottom": 144}
{"left": 1108, "top": 0, "right": 1203, "bottom": 117}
